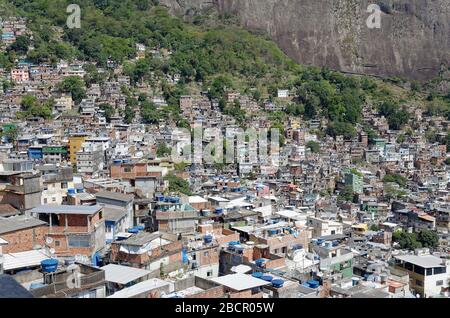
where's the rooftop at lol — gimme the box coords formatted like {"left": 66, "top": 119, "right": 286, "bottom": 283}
{"left": 0, "top": 216, "right": 47, "bottom": 235}
{"left": 0, "top": 275, "right": 34, "bottom": 298}
{"left": 103, "top": 207, "right": 128, "bottom": 222}
{"left": 210, "top": 273, "right": 270, "bottom": 291}
{"left": 395, "top": 254, "right": 446, "bottom": 268}
{"left": 96, "top": 191, "right": 134, "bottom": 203}
{"left": 101, "top": 264, "right": 151, "bottom": 285}
{"left": 107, "top": 278, "right": 171, "bottom": 298}
{"left": 30, "top": 205, "right": 102, "bottom": 215}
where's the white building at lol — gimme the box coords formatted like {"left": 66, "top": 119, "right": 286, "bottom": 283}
{"left": 394, "top": 254, "right": 450, "bottom": 298}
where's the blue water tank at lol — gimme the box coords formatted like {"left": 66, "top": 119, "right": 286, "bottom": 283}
{"left": 306, "top": 280, "right": 320, "bottom": 289}
{"left": 127, "top": 228, "right": 139, "bottom": 234}
{"left": 332, "top": 240, "right": 339, "bottom": 247}
{"left": 272, "top": 279, "right": 284, "bottom": 288}
{"left": 261, "top": 275, "right": 273, "bottom": 282}
{"left": 30, "top": 283, "right": 45, "bottom": 289}
{"left": 317, "top": 239, "right": 324, "bottom": 245}
{"left": 136, "top": 225, "right": 145, "bottom": 231}
{"left": 113, "top": 159, "right": 122, "bottom": 165}
{"left": 255, "top": 259, "right": 266, "bottom": 267}
{"left": 215, "top": 208, "right": 223, "bottom": 214}
{"left": 67, "top": 189, "right": 76, "bottom": 195}
{"left": 268, "top": 229, "right": 278, "bottom": 236}
{"left": 252, "top": 272, "right": 264, "bottom": 279}
{"left": 292, "top": 244, "right": 303, "bottom": 250}
{"left": 169, "top": 197, "right": 179, "bottom": 204}
{"left": 204, "top": 235, "right": 213, "bottom": 244}
{"left": 41, "top": 259, "right": 58, "bottom": 273}
{"left": 156, "top": 194, "right": 165, "bottom": 202}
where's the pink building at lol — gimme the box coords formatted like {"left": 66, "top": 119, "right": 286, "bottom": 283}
{"left": 11, "top": 68, "right": 29, "bottom": 83}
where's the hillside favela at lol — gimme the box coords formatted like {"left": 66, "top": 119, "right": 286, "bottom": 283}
{"left": 0, "top": 0, "right": 449, "bottom": 301}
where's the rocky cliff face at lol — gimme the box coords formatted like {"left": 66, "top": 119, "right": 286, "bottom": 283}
{"left": 161, "top": 0, "right": 450, "bottom": 80}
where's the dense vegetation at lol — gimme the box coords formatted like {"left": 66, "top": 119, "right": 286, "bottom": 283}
{"left": 393, "top": 230, "right": 439, "bottom": 250}
{"left": 0, "top": 0, "right": 448, "bottom": 137}
{"left": 165, "top": 173, "right": 191, "bottom": 195}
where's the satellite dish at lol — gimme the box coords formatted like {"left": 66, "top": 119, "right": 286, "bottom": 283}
{"left": 49, "top": 248, "right": 56, "bottom": 255}
{"left": 46, "top": 237, "right": 53, "bottom": 245}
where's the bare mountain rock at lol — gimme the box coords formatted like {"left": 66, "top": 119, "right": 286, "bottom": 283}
{"left": 161, "top": 0, "right": 450, "bottom": 80}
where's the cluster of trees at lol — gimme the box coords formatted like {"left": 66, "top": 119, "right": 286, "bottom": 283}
{"left": 383, "top": 173, "right": 408, "bottom": 188}
{"left": 378, "top": 100, "right": 410, "bottom": 130}
{"left": 306, "top": 140, "right": 320, "bottom": 153}
{"left": 57, "top": 76, "right": 86, "bottom": 104}
{"left": 337, "top": 185, "right": 356, "bottom": 202}
{"left": 18, "top": 94, "right": 53, "bottom": 119}
{"left": 165, "top": 173, "right": 191, "bottom": 195}
{"left": 392, "top": 230, "right": 439, "bottom": 250}
{"left": 156, "top": 143, "right": 172, "bottom": 158}
{"left": 291, "top": 68, "right": 368, "bottom": 139}
{"left": 6, "top": 0, "right": 416, "bottom": 134}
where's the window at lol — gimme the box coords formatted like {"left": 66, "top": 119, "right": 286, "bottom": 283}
{"left": 426, "top": 268, "right": 433, "bottom": 276}
{"left": 207, "top": 271, "right": 213, "bottom": 277}
{"left": 433, "top": 267, "right": 446, "bottom": 275}
{"left": 405, "top": 262, "right": 414, "bottom": 272}
{"left": 436, "top": 280, "right": 443, "bottom": 286}
{"left": 204, "top": 251, "right": 209, "bottom": 257}
{"left": 413, "top": 266, "right": 425, "bottom": 275}
{"left": 55, "top": 241, "right": 60, "bottom": 247}
{"left": 415, "top": 280, "right": 423, "bottom": 287}
{"left": 68, "top": 235, "right": 90, "bottom": 248}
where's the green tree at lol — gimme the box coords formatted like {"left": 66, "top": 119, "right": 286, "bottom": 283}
{"left": 124, "top": 105, "right": 135, "bottom": 124}
{"left": 392, "top": 231, "right": 422, "bottom": 250}
{"left": 99, "top": 103, "right": 114, "bottom": 123}
{"left": 417, "top": 230, "right": 439, "bottom": 249}
{"left": 156, "top": 143, "right": 172, "bottom": 158}
{"left": 383, "top": 173, "right": 407, "bottom": 188}
{"left": 165, "top": 174, "right": 191, "bottom": 195}
{"left": 58, "top": 76, "right": 86, "bottom": 104}
{"left": 338, "top": 185, "right": 354, "bottom": 202}
{"left": 306, "top": 141, "right": 320, "bottom": 153}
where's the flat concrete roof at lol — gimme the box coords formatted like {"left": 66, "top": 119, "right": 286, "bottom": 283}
{"left": 0, "top": 216, "right": 47, "bottom": 235}
{"left": 101, "top": 264, "right": 151, "bottom": 285}
{"left": 210, "top": 273, "right": 270, "bottom": 291}
{"left": 395, "top": 254, "right": 446, "bottom": 268}
{"left": 30, "top": 205, "right": 102, "bottom": 215}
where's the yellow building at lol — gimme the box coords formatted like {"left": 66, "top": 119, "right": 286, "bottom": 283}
{"left": 68, "top": 134, "right": 88, "bottom": 164}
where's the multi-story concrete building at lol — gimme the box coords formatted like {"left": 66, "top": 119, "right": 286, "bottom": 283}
{"left": 76, "top": 142, "right": 104, "bottom": 175}
{"left": 393, "top": 254, "right": 450, "bottom": 298}
{"left": 30, "top": 205, "right": 106, "bottom": 259}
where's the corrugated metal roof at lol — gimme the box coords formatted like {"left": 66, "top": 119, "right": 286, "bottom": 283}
{"left": 3, "top": 249, "right": 50, "bottom": 271}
